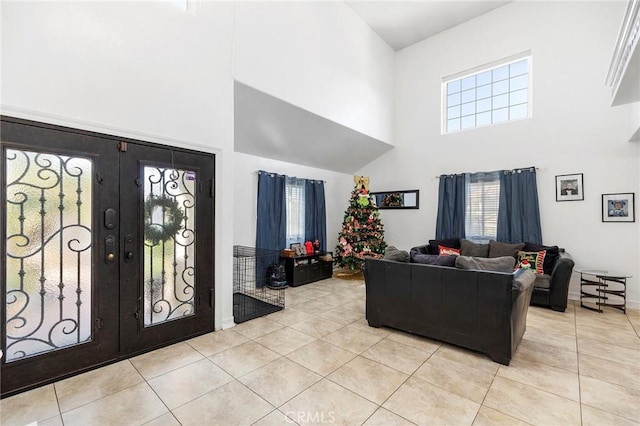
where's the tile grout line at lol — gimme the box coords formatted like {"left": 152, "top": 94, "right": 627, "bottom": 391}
{"left": 51, "top": 380, "right": 64, "bottom": 425}
{"left": 127, "top": 357, "right": 178, "bottom": 425}
{"left": 357, "top": 346, "right": 438, "bottom": 426}
{"left": 574, "top": 300, "right": 584, "bottom": 426}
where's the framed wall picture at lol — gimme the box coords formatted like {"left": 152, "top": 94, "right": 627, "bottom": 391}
{"left": 602, "top": 193, "right": 635, "bottom": 222}
{"left": 370, "top": 190, "right": 420, "bottom": 209}
{"left": 556, "top": 173, "right": 584, "bottom": 201}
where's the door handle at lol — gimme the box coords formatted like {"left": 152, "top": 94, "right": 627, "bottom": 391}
{"left": 124, "top": 234, "right": 135, "bottom": 262}
{"left": 105, "top": 235, "right": 116, "bottom": 264}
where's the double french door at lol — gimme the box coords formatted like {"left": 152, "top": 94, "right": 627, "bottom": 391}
{"left": 1, "top": 117, "right": 215, "bottom": 396}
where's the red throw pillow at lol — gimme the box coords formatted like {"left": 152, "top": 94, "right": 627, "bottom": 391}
{"left": 516, "top": 250, "right": 546, "bottom": 274}
{"left": 438, "top": 245, "right": 461, "bottom": 256}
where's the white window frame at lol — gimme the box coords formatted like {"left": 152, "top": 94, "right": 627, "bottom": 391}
{"left": 442, "top": 51, "right": 532, "bottom": 134}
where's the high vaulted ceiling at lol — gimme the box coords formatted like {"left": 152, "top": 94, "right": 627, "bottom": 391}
{"left": 234, "top": 1, "right": 514, "bottom": 173}
{"left": 346, "top": 0, "right": 511, "bottom": 51}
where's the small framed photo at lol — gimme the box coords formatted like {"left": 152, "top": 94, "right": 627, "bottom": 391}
{"left": 556, "top": 173, "right": 584, "bottom": 201}
{"left": 602, "top": 193, "right": 635, "bottom": 222}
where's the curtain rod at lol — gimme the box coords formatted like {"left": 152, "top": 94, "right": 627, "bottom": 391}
{"left": 434, "top": 166, "right": 539, "bottom": 179}
{"left": 256, "top": 170, "right": 326, "bottom": 183}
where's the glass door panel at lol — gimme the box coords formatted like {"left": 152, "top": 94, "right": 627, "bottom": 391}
{"left": 143, "top": 166, "right": 197, "bottom": 327}
{"left": 4, "top": 149, "right": 93, "bottom": 362}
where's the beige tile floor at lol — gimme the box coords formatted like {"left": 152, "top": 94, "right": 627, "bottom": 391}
{"left": 2, "top": 277, "right": 640, "bottom": 426}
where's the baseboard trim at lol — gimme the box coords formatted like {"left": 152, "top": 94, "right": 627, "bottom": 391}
{"left": 220, "top": 316, "right": 236, "bottom": 330}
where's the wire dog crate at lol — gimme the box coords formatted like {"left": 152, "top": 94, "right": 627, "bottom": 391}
{"left": 233, "top": 245, "right": 286, "bottom": 323}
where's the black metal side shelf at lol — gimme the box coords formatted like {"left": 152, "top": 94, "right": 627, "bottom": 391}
{"left": 282, "top": 252, "right": 333, "bottom": 287}
{"left": 578, "top": 269, "right": 631, "bottom": 313}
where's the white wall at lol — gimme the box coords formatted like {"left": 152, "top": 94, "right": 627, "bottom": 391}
{"left": 233, "top": 1, "right": 395, "bottom": 144}
{"left": 233, "top": 152, "right": 354, "bottom": 252}
{"left": 1, "top": 1, "right": 237, "bottom": 328}
{"left": 360, "top": 1, "right": 640, "bottom": 307}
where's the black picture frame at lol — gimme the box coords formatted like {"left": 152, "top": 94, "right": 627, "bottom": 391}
{"left": 555, "top": 173, "right": 584, "bottom": 201}
{"left": 370, "top": 190, "right": 420, "bottom": 209}
{"left": 602, "top": 193, "right": 635, "bottom": 222}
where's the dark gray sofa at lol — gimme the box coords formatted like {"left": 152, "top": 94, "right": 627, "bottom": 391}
{"left": 412, "top": 242, "right": 575, "bottom": 312}
{"left": 363, "top": 258, "right": 535, "bottom": 365}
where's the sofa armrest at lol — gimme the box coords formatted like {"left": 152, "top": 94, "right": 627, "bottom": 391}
{"left": 410, "top": 244, "right": 430, "bottom": 254}
{"left": 548, "top": 251, "right": 575, "bottom": 311}
{"left": 511, "top": 269, "right": 535, "bottom": 355}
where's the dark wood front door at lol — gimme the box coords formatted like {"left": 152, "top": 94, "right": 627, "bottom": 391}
{"left": 1, "top": 116, "right": 215, "bottom": 397}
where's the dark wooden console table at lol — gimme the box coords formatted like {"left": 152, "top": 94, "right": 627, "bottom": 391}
{"left": 578, "top": 269, "right": 631, "bottom": 313}
{"left": 281, "top": 252, "right": 333, "bottom": 287}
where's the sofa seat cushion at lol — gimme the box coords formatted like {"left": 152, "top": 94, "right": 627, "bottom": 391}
{"left": 410, "top": 252, "right": 457, "bottom": 267}
{"left": 533, "top": 274, "right": 551, "bottom": 289}
{"left": 461, "top": 239, "right": 490, "bottom": 257}
{"left": 455, "top": 255, "right": 516, "bottom": 273}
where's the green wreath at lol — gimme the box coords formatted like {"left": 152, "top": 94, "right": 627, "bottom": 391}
{"left": 144, "top": 195, "right": 186, "bottom": 244}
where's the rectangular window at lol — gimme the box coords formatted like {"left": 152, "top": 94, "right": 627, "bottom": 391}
{"left": 285, "top": 177, "right": 305, "bottom": 247}
{"left": 465, "top": 172, "right": 500, "bottom": 243}
{"left": 443, "top": 53, "right": 531, "bottom": 133}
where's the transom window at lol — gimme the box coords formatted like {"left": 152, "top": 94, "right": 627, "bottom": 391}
{"left": 443, "top": 53, "right": 531, "bottom": 133}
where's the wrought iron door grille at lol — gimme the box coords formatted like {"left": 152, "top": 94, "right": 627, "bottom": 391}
{"left": 4, "top": 149, "right": 93, "bottom": 362}
{"left": 143, "top": 166, "right": 196, "bottom": 327}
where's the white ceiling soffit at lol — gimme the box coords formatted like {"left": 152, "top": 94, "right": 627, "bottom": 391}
{"left": 346, "top": 0, "right": 512, "bottom": 51}
{"left": 234, "top": 82, "right": 394, "bottom": 174}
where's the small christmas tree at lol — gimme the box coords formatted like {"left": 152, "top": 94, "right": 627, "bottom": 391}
{"left": 335, "top": 176, "right": 387, "bottom": 270}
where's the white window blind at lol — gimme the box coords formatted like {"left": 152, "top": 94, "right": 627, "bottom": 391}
{"left": 465, "top": 172, "right": 500, "bottom": 243}
{"left": 285, "top": 177, "right": 305, "bottom": 247}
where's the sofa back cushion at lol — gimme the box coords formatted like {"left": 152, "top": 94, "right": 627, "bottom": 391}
{"left": 455, "top": 255, "right": 516, "bottom": 273}
{"left": 427, "top": 238, "right": 460, "bottom": 255}
{"left": 460, "top": 239, "right": 490, "bottom": 257}
{"left": 384, "top": 246, "right": 410, "bottom": 262}
{"left": 410, "top": 252, "right": 458, "bottom": 267}
{"left": 489, "top": 240, "right": 525, "bottom": 259}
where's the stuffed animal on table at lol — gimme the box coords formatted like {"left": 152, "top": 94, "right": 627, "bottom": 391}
{"left": 305, "top": 241, "right": 314, "bottom": 255}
